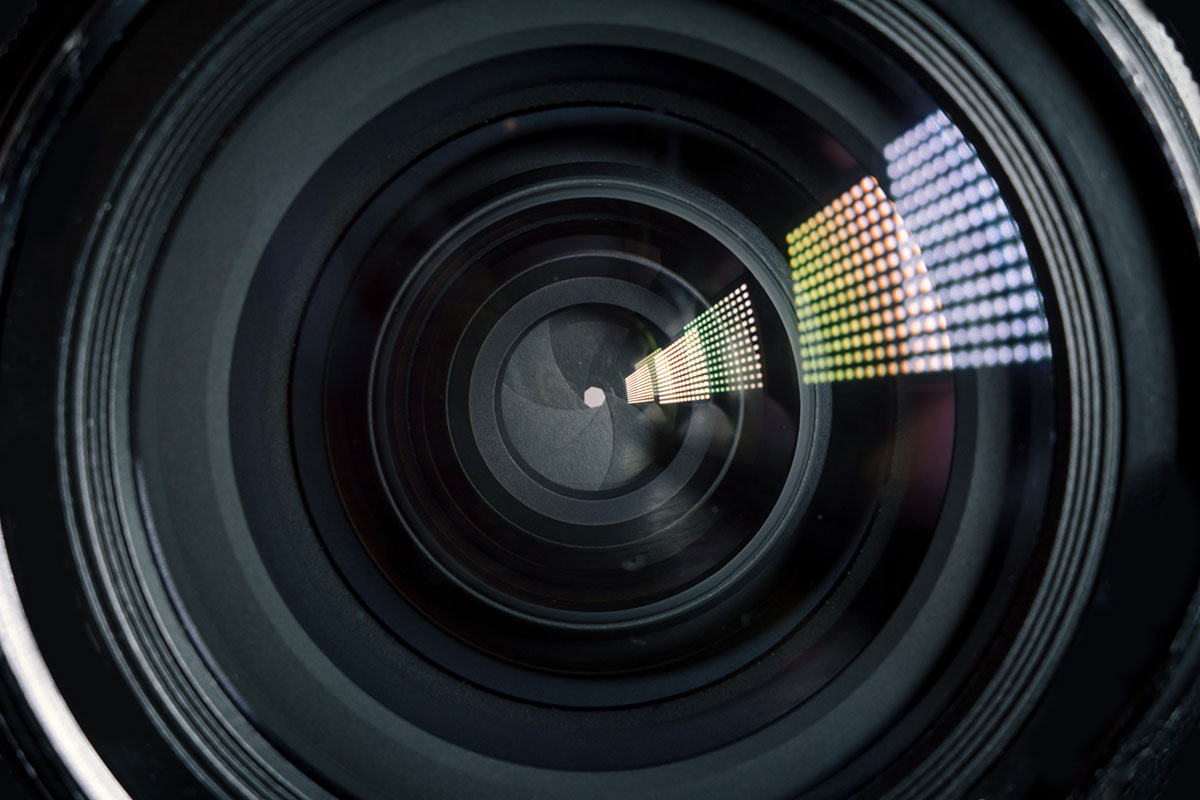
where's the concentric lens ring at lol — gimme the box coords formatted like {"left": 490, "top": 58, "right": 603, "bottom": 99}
{"left": 351, "top": 165, "right": 819, "bottom": 637}
{"left": 2, "top": 0, "right": 1166, "bottom": 796}
{"left": 465, "top": 273, "right": 717, "bottom": 527}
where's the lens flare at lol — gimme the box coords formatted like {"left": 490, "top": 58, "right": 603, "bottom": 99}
{"left": 624, "top": 285, "right": 763, "bottom": 404}
{"left": 790, "top": 112, "right": 1053, "bottom": 383}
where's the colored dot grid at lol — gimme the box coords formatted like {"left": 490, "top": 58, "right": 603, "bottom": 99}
{"left": 884, "top": 110, "right": 1052, "bottom": 370}
{"left": 788, "top": 111, "right": 1053, "bottom": 384}
{"left": 624, "top": 285, "right": 764, "bottom": 405}
{"left": 787, "top": 176, "right": 949, "bottom": 384}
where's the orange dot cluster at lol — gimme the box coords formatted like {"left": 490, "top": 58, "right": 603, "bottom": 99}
{"left": 788, "top": 176, "right": 950, "bottom": 384}
{"left": 624, "top": 360, "right": 656, "bottom": 405}
{"left": 651, "top": 329, "right": 711, "bottom": 405}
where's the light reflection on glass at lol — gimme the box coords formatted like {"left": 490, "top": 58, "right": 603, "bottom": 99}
{"left": 788, "top": 176, "right": 948, "bottom": 384}
{"left": 624, "top": 285, "right": 763, "bottom": 405}
{"left": 789, "top": 111, "right": 1052, "bottom": 384}
{"left": 886, "top": 111, "right": 1052, "bottom": 369}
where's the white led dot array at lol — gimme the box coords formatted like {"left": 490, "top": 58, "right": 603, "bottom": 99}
{"left": 885, "top": 110, "right": 1052, "bottom": 368}
{"left": 624, "top": 285, "right": 764, "bottom": 405}
{"left": 624, "top": 361, "right": 656, "bottom": 405}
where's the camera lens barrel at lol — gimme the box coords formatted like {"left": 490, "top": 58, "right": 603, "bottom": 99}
{"left": 1, "top": 1, "right": 1197, "bottom": 798}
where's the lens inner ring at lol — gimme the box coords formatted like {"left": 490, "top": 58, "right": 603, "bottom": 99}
{"left": 464, "top": 273, "right": 719, "bottom": 529}
{"left": 361, "top": 168, "right": 819, "bottom": 630}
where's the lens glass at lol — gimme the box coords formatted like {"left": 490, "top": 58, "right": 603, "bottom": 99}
{"left": 127, "top": 6, "right": 1061, "bottom": 782}
{"left": 291, "top": 93, "right": 1054, "bottom": 683}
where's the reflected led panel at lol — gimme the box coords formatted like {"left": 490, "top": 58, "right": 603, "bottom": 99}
{"left": 887, "top": 111, "right": 1052, "bottom": 369}
{"left": 789, "top": 111, "right": 1053, "bottom": 384}
{"left": 625, "top": 285, "right": 763, "bottom": 405}
{"left": 789, "top": 176, "right": 949, "bottom": 383}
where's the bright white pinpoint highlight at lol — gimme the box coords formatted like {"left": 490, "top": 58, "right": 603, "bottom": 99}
{"left": 624, "top": 285, "right": 764, "bottom": 405}
{"left": 787, "top": 111, "right": 1052, "bottom": 384}
{"left": 583, "top": 387, "right": 605, "bottom": 408}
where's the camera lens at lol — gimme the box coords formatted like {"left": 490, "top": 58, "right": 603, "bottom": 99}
{"left": 292, "top": 104, "right": 827, "bottom": 690}
{"left": 1, "top": 1, "right": 1196, "bottom": 798}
